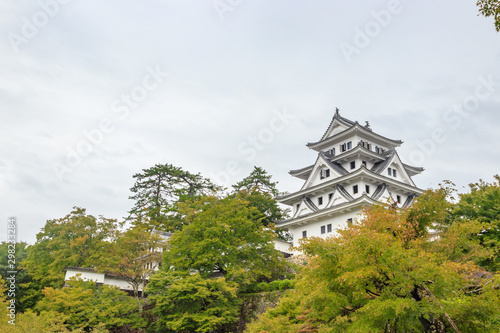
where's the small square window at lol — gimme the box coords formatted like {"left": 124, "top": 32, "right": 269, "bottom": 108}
{"left": 353, "top": 185, "right": 358, "bottom": 194}
{"left": 350, "top": 161, "right": 356, "bottom": 169}
{"left": 296, "top": 204, "right": 300, "bottom": 211}
{"left": 397, "top": 195, "right": 401, "bottom": 203}
{"left": 393, "top": 169, "right": 397, "bottom": 177}
{"left": 388, "top": 168, "right": 392, "bottom": 176}
{"left": 327, "top": 224, "right": 332, "bottom": 232}
{"left": 330, "top": 148, "right": 335, "bottom": 156}
{"left": 361, "top": 161, "right": 367, "bottom": 168}
{"left": 329, "top": 193, "right": 333, "bottom": 200}
{"left": 365, "top": 185, "right": 370, "bottom": 194}
{"left": 318, "top": 197, "right": 323, "bottom": 205}
{"left": 321, "top": 225, "right": 326, "bottom": 234}
{"left": 347, "top": 141, "right": 352, "bottom": 150}
{"left": 302, "top": 230, "right": 307, "bottom": 238}
{"left": 340, "top": 144, "right": 346, "bottom": 152}
{"left": 347, "top": 218, "right": 353, "bottom": 225}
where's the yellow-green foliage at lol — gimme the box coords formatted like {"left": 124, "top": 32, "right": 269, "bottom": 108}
{"left": 247, "top": 188, "right": 500, "bottom": 332}
{"left": 36, "top": 277, "right": 145, "bottom": 331}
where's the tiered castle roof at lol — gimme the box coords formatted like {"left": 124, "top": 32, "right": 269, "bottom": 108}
{"left": 276, "top": 108, "right": 424, "bottom": 230}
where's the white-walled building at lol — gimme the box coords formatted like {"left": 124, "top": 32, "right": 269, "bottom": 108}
{"left": 276, "top": 109, "right": 424, "bottom": 247}
{"left": 64, "top": 229, "right": 171, "bottom": 294}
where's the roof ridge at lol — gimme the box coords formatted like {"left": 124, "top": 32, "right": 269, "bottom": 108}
{"left": 371, "top": 183, "right": 387, "bottom": 201}
{"left": 335, "top": 185, "right": 354, "bottom": 201}
{"left": 303, "top": 197, "right": 319, "bottom": 212}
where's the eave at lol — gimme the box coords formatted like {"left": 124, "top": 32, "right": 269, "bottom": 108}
{"left": 332, "top": 144, "right": 387, "bottom": 164}
{"left": 276, "top": 167, "right": 424, "bottom": 205}
{"left": 289, "top": 145, "right": 384, "bottom": 180}
{"left": 402, "top": 163, "right": 425, "bottom": 176}
{"left": 276, "top": 195, "right": 376, "bottom": 228}
{"left": 307, "top": 123, "right": 402, "bottom": 152}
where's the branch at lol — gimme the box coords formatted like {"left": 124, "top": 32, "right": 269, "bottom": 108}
{"left": 422, "top": 285, "right": 461, "bottom": 333}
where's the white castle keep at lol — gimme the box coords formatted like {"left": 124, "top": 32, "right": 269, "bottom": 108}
{"left": 276, "top": 109, "right": 424, "bottom": 247}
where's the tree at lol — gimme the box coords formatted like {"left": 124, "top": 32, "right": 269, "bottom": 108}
{"left": 163, "top": 195, "right": 284, "bottom": 288}
{"left": 477, "top": 0, "right": 500, "bottom": 31}
{"left": 452, "top": 175, "right": 500, "bottom": 271}
{"left": 147, "top": 195, "right": 286, "bottom": 332}
{"left": 128, "top": 163, "right": 219, "bottom": 231}
{"left": 232, "top": 167, "right": 291, "bottom": 240}
{"left": 20, "top": 207, "right": 121, "bottom": 309}
{"left": 147, "top": 271, "right": 240, "bottom": 333}
{"left": 247, "top": 194, "right": 500, "bottom": 332}
{"left": 0, "top": 241, "right": 32, "bottom": 312}
{"left": 36, "top": 277, "right": 145, "bottom": 331}
{"left": 233, "top": 166, "right": 279, "bottom": 196}
{"left": 95, "top": 225, "right": 165, "bottom": 298}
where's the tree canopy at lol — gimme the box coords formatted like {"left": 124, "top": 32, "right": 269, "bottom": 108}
{"left": 147, "top": 194, "right": 287, "bottom": 332}
{"left": 20, "top": 207, "right": 121, "bottom": 308}
{"left": 147, "top": 271, "right": 240, "bottom": 333}
{"left": 36, "top": 277, "right": 145, "bottom": 331}
{"left": 477, "top": 0, "right": 500, "bottom": 31}
{"left": 128, "top": 163, "right": 219, "bottom": 231}
{"left": 247, "top": 187, "right": 500, "bottom": 332}
{"left": 232, "top": 166, "right": 291, "bottom": 240}
{"left": 162, "top": 195, "right": 284, "bottom": 287}
{"left": 94, "top": 225, "right": 165, "bottom": 298}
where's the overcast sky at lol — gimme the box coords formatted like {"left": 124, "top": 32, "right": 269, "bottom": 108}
{"left": 1, "top": 0, "right": 499, "bottom": 243}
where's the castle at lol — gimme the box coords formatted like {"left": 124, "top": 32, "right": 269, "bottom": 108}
{"left": 276, "top": 109, "right": 424, "bottom": 247}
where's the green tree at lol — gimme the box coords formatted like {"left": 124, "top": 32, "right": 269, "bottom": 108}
{"left": 477, "top": 0, "right": 500, "bottom": 31}
{"left": 248, "top": 199, "right": 500, "bottom": 332}
{"left": 232, "top": 167, "right": 291, "bottom": 240}
{"left": 233, "top": 166, "right": 279, "bottom": 196}
{"left": 36, "top": 277, "right": 145, "bottom": 331}
{"left": 163, "top": 195, "right": 284, "bottom": 288}
{"left": 452, "top": 175, "right": 500, "bottom": 271}
{"left": 0, "top": 241, "right": 32, "bottom": 312}
{"left": 20, "top": 207, "right": 121, "bottom": 309}
{"left": 95, "top": 225, "right": 165, "bottom": 298}
{"left": 128, "top": 163, "right": 219, "bottom": 231}
{"left": 147, "top": 271, "right": 240, "bottom": 333}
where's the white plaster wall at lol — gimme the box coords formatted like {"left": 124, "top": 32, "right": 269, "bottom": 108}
{"left": 288, "top": 210, "right": 362, "bottom": 246}
{"left": 103, "top": 277, "right": 142, "bottom": 291}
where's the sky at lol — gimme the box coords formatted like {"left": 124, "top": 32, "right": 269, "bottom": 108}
{"left": 1, "top": 0, "right": 499, "bottom": 244}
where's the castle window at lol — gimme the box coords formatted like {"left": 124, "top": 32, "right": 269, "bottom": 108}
{"left": 347, "top": 141, "right": 352, "bottom": 150}
{"left": 361, "top": 161, "right": 367, "bottom": 168}
{"left": 302, "top": 230, "right": 307, "bottom": 238}
{"left": 365, "top": 185, "right": 370, "bottom": 194}
{"left": 321, "top": 225, "right": 326, "bottom": 234}
{"left": 330, "top": 148, "right": 335, "bottom": 156}
{"left": 318, "top": 197, "right": 323, "bottom": 205}
{"left": 397, "top": 195, "right": 401, "bottom": 203}
{"left": 376, "top": 146, "right": 384, "bottom": 154}
{"left": 353, "top": 185, "right": 358, "bottom": 194}
{"left": 347, "top": 218, "right": 353, "bottom": 225}
{"left": 296, "top": 204, "right": 300, "bottom": 211}
{"left": 388, "top": 168, "right": 392, "bottom": 176}
{"left": 360, "top": 141, "right": 372, "bottom": 151}
{"left": 320, "top": 169, "right": 330, "bottom": 179}
{"left": 350, "top": 161, "right": 356, "bottom": 169}
{"left": 340, "top": 143, "right": 346, "bottom": 152}
{"left": 327, "top": 224, "right": 332, "bottom": 232}
{"left": 393, "top": 169, "right": 397, "bottom": 177}
{"left": 329, "top": 193, "right": 333, "bottom": 200}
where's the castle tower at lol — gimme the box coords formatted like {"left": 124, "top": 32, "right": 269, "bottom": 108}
{"left": 276, "top": 109, "right": 424, "bottom": 246}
